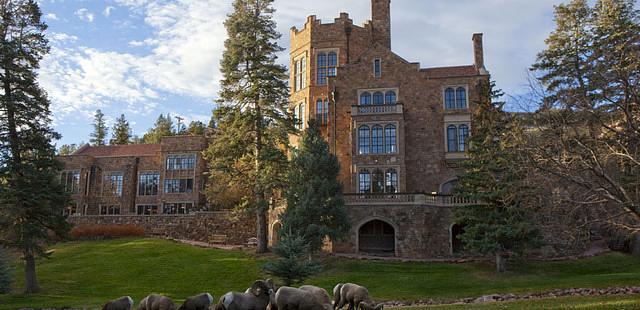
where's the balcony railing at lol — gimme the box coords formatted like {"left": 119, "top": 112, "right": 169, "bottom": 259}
{"left": 351, "top": 104, "right": 403, "bottom": 116}
{"left": 343, "top": 193, "right": 477, "bottom": 207}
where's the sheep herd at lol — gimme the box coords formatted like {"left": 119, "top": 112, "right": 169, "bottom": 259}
{"left": 101, "top": 280, "right": 384, "bottom": 310}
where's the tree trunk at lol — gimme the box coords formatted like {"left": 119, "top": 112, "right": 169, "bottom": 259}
{"left": 254, "top": 105, "right": 268, "bottom": 253}
{"left": 495, "top": 252, "right": 507, "bottom": 273}
{"left": 256, "top": 201, "right": 268, "bottom": 253}
{"left": 24, "top": 247, "right": 40, "bottom": 294}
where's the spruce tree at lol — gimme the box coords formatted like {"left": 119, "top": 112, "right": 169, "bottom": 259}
{"left": 58, "top": 143, "right": 80, "bottom": 155}
{"left": 280, "top": 120, "right": 350, "bottom": 254}
{"left": 89, "top": 109, "right": 108, "bottom": 146}
{"left": 109, "top": 114, "right": 131, "bottom": 145}
{"left": 187, "top": 120, "right": 206, "bottom": 136}
{"left": 0, "top": 0, "right": 71, "bottom": 293}
{"left": 262, "top": 233, "right": 322, "bottom": 286}
{"left": 454, "top": 81, "right": 540, "bottom": 273}
{"left": 142, "top": 114, "right": 175, "bottom": 144}
{"left": 205, "top": 0, "right": 294, "bottom": 253}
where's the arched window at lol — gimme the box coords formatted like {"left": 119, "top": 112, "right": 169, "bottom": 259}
{"left": 359, "top": 170, "right": 371, "bottom": 193}
{"left": 373, "top": 92, "right": 384, "bottom": 105}
{"left": 456, "top": 87, "right": 467, "bottom": 109}
{"left": 445, "top": 88, "right": 455, "bottom": 110}
{"left": 316, "top": 99, "right": 323, "bottom": 123}
{"left": 360, "top": 92, "right": 372, "bottom": 105}
{"left": 372, "top": 169, "right": 384, "bottom": 193}
{"left": 327, "top": 52, "right": 337, "bottom": 77}
{"left": 323, "top": 100, "right": 329, "bottom": 124}
{"left": 358, "top": 125, "right": 370, "bottom": 155}
{"left": 384, "top": 124, "right": 397, "bottom": 153}
{"left": 385, "top": 91, "right": 396, "bottom": 104}
{"left": 385, "top": 169, "right": 398, "bottom": 193}
{"left": 458, "top": 124, "right": 469, "bottom": 151}
{"left": 317, "top": 52, "right": 327, "bottom": 85}
{"left": 371, "top": 125, "right": 384, "bottom": 154}
{"left": 447, "top": 125, "right": 458, "bottom": 152}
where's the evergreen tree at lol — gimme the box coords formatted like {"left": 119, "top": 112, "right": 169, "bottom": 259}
{"left": 187, "top": 120, "right": 206, "bottom": 136}
{"left": 58, "top": 143, "right": 80, "bottom": 155}
{"left": 142, "top": 114, "right": 175, "bottom": 144}
{"left": 454, "top": 81, "right": 541, "bottom": 273}
{"left": 205, "top": 0, "right": 295, "bottom": 253}
{"left": 109, "top": 114, "right": 131, "bottom": 145}
{"left": 0, "top": 0, "right": 71, "bottom": 293}
{"left": 280, "top": 120, "right": 350, "bottom": 254}
{"left": 0, "top": 246, "right": 10, "bottom": 294}
{"left": 89, "top": 109, "right": 108, "bottom": 146}
{"left": 262, "top": 233, "right": 322, "bottom": 286}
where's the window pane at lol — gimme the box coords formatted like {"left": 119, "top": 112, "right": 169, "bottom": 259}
{"left": 447, "top": 125, "right": 458, "bottom": 152}
{"left": 328, "top": 52, "right": 337, "bottom": 67}
{"left": 358, "top": 126, "right": 370, "bottom": 155}
{"left": 372, "top": 170, "right": 384, "bottom": 193}
{"left": 374, "top": 59, "right": 381, "bottom": 78}
{"left": 458, "top": 124, "right": 469, "bottom": 151}
{"left": 445, "top": 88, "right": 455, "bottom": 110}
{"left": 385, "top": 169, "right": 398, "bottom": 193}
{"left": 359, "top": 171, "right": 371, "bottom": 193}
{"left": 373, "top": 92, "right": 384, "bottom": 105}
{"left": 384, "top": 125, "right": 397, "bottom": 153}
{"left": 323, "top": 100, "right": 328, "bottom": 125}
{"left": 316, "top": 99, "right": 323, "bottom": 123}
{"left": 360, "top": 92, "right": 372, "bottom": 105}
{"left": 371, "top": 125, "right": 384, "bottom": 154}
{"left": 317, "top": 53, "right": 326, "bottom": 67}
{"left": 385, "top": 91, "right": 396, "bottom": 104}
{"left": 456, "top": 87, "right": 467, "bottom": 109}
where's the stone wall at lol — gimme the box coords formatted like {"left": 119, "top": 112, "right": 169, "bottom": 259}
{"left": 68, "top": 211, "right": 256, "bottom": 246}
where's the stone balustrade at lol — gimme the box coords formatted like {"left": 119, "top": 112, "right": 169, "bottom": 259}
{"left": 351, "top": 104, "right": 403, "bottom": 116}
{"left": 343, "top": 193, "right": 477, "bottom": 207}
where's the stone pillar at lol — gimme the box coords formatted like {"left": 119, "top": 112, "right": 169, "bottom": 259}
{"left": 372, "top": 0, "right": 391, "bottom": 49}
{"left": 473, "top": 33, "right": 488, "bottom": 75}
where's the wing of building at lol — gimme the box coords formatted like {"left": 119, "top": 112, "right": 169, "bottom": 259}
{"left": 282, "top": 0, "right": 490, "bottom": 259}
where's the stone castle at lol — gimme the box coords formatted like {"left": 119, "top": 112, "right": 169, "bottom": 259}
{"left": 61, "top": 0, "right": 491, "bottom": 259}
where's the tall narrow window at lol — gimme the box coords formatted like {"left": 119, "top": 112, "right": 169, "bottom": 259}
{"left": 447, "top": 125, "right": 458, "bottom": 152}
{"left": 317, "top": 52, "right": 327, "bottom": 85}
{"left": 458, "top": 124, "right": 469, "bottom": 151}
{"left": 445, "top": 88, "right": 455, "bottom": 110}
{"left": 61, "top": 171, "right": 80, "bottom": 193}
{"left": 372, "top": 169, "right": 384, "bottom": 193}
{"left": 374, "top": 58, "right": 381, "bottom": 78}
{"left": 384, "top": 125, "right": 397, "bottom": 153}
{"left": 104, "top": 172, "right": 123, "bottom": 197}
{"left": 323, "top": 100, "right": 328, "bottom": 124}
{"left": 385, "top": 169, "right": 398, "bottom": 193}
{"left": 294, "top": 57, "right": 306, "bottom": 92}
{"left": 385, "top": 91, "right": 396, "bottom": 104}
{"left": 371, "top": 125, "right": 384, "bottom": 154}
{"left": 456, "top": 87, "right": 467, "bottom": 109}
{"left": 299, "top": 103, "right": 305, "bottom": 129}
{"left": 373, "top": 92, "right": 384, "bottom": 105}
{"left": 360, "top": 92, "right": 372, "bottom": 105}
{"left": 138, "top": 172, "right": 160, "bottom": 196}
{"left": 327, "top": 52, "right": 337, "bottom": 77}
{"left": 316, "top": 99, "right": 323, "bottom": 123}
{"left": 359, "top": 170, "right": 371, "bottom": 193}
{"left": 358, "top": 126, "right": 370, "bottom": 155}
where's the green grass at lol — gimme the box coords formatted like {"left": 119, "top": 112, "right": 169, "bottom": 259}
{"left": 402, "top": 294, "right": 640, "bottom": 309}
{"left": 1, "top": 238, "right": 640, "bottom": 309}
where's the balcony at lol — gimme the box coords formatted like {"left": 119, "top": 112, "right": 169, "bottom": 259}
{"left": 343, "top": 193, "right": 477, "bottom": 207}
{"left": 351, "top": 104, "right": 403, "bottom": 116}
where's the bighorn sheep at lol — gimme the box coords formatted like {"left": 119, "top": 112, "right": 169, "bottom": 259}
{"left": 215, "top": 280, "right": 275, "bottom": 310}
{"left": 138, "top": 294, "right": 177, "bottom": 310}
{"left": 273, "top": 286, "right": 329, "bottom": 310}
{"left": 178, "top": 293, "right": 214, "bottom": 310}
{"left": 102, "top": 296, "right": 134, "bottom": 310}
{"left": 335, "top": 283, "right": 383, "bottom": 310}
{"left": 332, "top": 284, "right": 344, "bottom": 310}
{"left": 299, "top": 285, "right": 332, "bottom": 309}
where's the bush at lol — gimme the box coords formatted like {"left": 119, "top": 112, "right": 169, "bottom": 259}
{"left": 70, "top": 224, "right": 145, "bottom": 240}
{"left": 0, "top": 247, "right": 11, "bottom": 294}
{"left": 262, "top": 233, "right": 322, "bottom": 286}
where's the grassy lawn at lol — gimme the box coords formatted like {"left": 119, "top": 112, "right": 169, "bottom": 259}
{"left": 1, "top": 238, "right": 640, "bottom": 309}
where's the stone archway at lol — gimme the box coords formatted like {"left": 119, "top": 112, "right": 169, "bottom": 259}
{"left": 271, "top": 222, "right": 282, "bottom": 246}
{"left": 358, "top": 219, "right": 395, "bottom": 256}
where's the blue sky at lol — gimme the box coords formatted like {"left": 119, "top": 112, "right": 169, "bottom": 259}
{"left": 39, "top": 0, "right": 579, "bottom": 146}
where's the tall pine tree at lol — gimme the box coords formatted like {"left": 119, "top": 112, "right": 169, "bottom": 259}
{"left": 0, "top": 0, "right": 71, "bottom": 293}
{"left": 205, "top": 0, "right": 294, "bottom": 253}
{"left": 280, "top": 120, "right": 350, "bottom": 254}
{"left": 89, "top": 109, "right": 108, "bottom": 146}
{"left": 142, "top": 113, "right": 175, "bottom": 144}
{"left": 110, "top": 114, "right": 131, "bottom": 145}
{"left": 454, "top": 81, "right": 540, "bottom": 273}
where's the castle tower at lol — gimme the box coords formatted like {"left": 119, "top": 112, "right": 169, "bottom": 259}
{"left": 371, "top": 0, "right": 391, "bottom": 49}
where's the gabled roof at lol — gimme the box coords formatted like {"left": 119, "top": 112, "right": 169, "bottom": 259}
{"left": 72, "top": 144, "right": 161, "bottom": 157}
{"left": 421, "top": 65, "right": 478, "bottom": 78}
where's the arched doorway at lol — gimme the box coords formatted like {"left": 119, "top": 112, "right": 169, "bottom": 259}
{"left": 358, "top": 219, "right": 395, "bottom": 256}
{"left": 271, "top": 222, "right": 282, "bottom": 246}
{"left": 451, "top": 224, "right": 466, "bottom": 254}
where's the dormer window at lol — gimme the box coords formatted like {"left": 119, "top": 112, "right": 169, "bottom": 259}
{"left": 374, "top": 58, "right": 382, "bottom": 78}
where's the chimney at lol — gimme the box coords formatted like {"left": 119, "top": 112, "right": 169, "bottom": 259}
{"left": 372, "top": 0, "right": 391, "bottom": 49}
{"left": 472, "top": 33, "right": 488, "bottom": 74}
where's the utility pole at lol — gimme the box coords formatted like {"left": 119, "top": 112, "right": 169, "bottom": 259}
{"left": 175, "top": 115, "right": 184, "bottom": 134}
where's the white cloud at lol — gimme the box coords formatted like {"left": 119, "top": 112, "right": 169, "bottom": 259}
{"left": 103, "top": 6, "right": 115, "bottom": 17}
{"left": 48, "top": 32, "right": 78, "bottom": 43}
{"left": 74, "top": 8, "right": 95, "bottom": 23}
{"left": 45, "top": 13, "right": 58, "bottom": 20}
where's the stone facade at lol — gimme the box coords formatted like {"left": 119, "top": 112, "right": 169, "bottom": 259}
{"left": 284, "top": 0, "right": 490, "bottom": 259}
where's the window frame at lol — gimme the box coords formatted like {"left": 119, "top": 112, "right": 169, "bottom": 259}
{"left": 373, "top": 58, "right": 382, "bottom": 78}
{"left": 358, "top": 88, "right": 399, "bottom": 106}
{"left": 316, "top": 49, "right": 338, "bottom": 85}
{"left": 357, "top": 166, "right": 401, "bottom": 194}
{"left": 444, "top": 85, "right": 468, "bottom": 110}
{"left": 138, "top": 171, "right": 160, "bottom": 196}
{"left": 356, "top": 121, "right": 399, "bottom": 155}
{"left": 165, "top": 154, "right": 196, "bottom": 171}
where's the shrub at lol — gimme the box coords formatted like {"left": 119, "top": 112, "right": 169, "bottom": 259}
{"left": 0, "top": 247, "right": 11, "bottom": 294}
{"left": 70, "top": 224, "right": 145, "bottom": 240}
{"left": 262, "top": 233, "right": 322, "bottom": 286}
